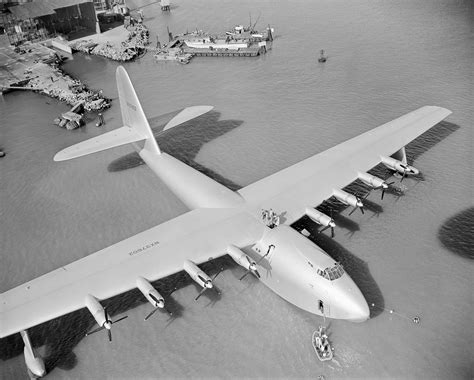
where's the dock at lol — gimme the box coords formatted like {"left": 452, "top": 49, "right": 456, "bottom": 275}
{"left": 0, "top": 40, "right": 110, "bottom": 112}
{"left": 181, "top": 47, "right": 264, "bottom": 57}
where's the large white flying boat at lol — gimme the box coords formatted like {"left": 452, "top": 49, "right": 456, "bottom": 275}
{"left": 0, "top": 66, "right": 451, "bottom": 377}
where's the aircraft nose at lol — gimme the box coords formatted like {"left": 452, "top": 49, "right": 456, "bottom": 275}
{"left": 348, "top": 297, "right": 370, "bottom": 322}
{"left": 335, "top": 276, "right": 370, "bottom": 322}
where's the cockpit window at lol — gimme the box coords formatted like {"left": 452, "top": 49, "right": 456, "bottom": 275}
{"left": 317, "top": 262, "right": 344, "bottom": 280}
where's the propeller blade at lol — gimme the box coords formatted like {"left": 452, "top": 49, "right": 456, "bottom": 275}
{"left": 144, "top": 307, "right": 160, "bottom": 321}
{"left": 319, "top": 225, "right": 330, "bottom": 234}
{"left": 240, "top": 265, "right": 261, "bottom": 281}
{"left": 195, "top": 286, "right": 207, "bottom": 301}
{"left": 360, "top": 206, "right": 365, "bottom": 215}
{"left": 86, "top": 325, "right": 105, "bottom": 336}
{"left": 381, "top": 188, "right": 386, "bottom": 200}
{"left": 112, "top": 315, "right": 128, "bottom": 324}
{"left": 104, "top": 307, "right": 110, "bottom": 324}
{"left": 331, "top": 226, "right": 335, "bottom": 238}
{"left": 256, "top": 249, "right": 271, "bottom": 265}
{"left": 349, "top": 207, "right": 357, "bottom": 216}
{"left": 107, "top": 329, "right": 112, "bottom": 342}
{"left": 145, "top": 306, "right": 172, "bottom": 320}
{"left": 400, "top": 171, "right": 407, "bottom": 182}
{"left": 241, "top": 249, "right": 272, "bottom": 281}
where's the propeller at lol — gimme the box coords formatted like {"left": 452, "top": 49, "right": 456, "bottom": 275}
{"left": 248, "top": 255, "right": 261, "bottom": 278}
{"left": 349, "top": 191, "right": 370, "bottom": 215}
{"left": 318, "top": 209, "right": 336, "bottom": 238}
{"left": 144, "top": 293, "right": 173, "bottom": 321}
{"left": 238, "top": 255, "right": 261, "bottom": 280}
{"left": 400, "top": 169, "right": 407, "bottom": 182}
{"left": 86, "top": 308, "right": 128, "bottom": 342}
{"left": 380, "top": 181, "right": 395, "bottom": 200}
{"left": 319, "top": 223, "right": 335, "bottom": 238}
{"left": 239, "top": 246, "right": 273, "bottom": 281}
{"left": 195, "top": 268, "right": 223, "bottom": 301}
{"left": 144, "top": 306, "right": 160, "bottom": 321}
{"left": 398, "top": 163, "right": 415, "bottom": 183}
{"left": 195, "top": 286, "right": 208, "bottom": 301}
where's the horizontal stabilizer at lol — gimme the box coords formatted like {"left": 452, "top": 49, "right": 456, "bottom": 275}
{"left": 163, "top": 106, "right": 214, "bottom": 131}
{"left": 54, "top": 126, "right": 145, "bottom": 161}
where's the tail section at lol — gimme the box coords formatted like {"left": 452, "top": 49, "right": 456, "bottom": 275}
{"left": 116, "top": 66, "right": 160, "bottom": 155}
{"left": 54, "top": 66, "right": 213, "bottom": 162}
{"left": 54, "top": 125, "right": 146, "bottom": 161}
{"left": 54, "top": 66, "right": 160, "bottom": 161}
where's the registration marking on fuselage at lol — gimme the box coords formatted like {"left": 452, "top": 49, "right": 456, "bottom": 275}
{"left": 128, "top": 241, "right": 159, "bottom": 256}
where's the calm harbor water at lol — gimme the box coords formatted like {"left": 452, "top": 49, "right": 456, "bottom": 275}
{"left": 1, "top": 0, "right": 472, "bottom": 379}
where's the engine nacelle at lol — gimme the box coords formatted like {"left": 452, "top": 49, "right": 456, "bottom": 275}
{"left": 85, "top": 294, "right": 107, "bottom": 327}
{"left": 381, "top": 156, "right": 419, "bottom": 175}
{"left": 333, "top": 189, "right": 362, "bottom": 208}
{"left": 357, "top": 172, "right": 386, "bottom": 188}
{"left": 183, "top": 260, "right": 213, "bottom": 288}
{"left": 136, "top": 277, "right": 165, "bottom": 308}
{"left": 305, "top": 208, "right": 335, "bottom": 227}
{"left": 227, "top": 245, "right": 255, "bottom": 270}
{"left": 20, "top": 330, "right": 46, "bottom": 378}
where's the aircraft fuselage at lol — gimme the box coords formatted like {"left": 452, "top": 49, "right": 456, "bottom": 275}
{"left": 138, "top": 145, "right": 369, "bottom": 322}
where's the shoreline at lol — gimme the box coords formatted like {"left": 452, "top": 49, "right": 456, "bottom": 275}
{"left": 0, "top": 39, "right": 110, "bottom": 114}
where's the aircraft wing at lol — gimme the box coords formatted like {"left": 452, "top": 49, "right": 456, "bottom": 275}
{"left": 238, "top": 106, "right": 452, "bottom": 224}
{"left": 0, "top": 208, "right": 264, "bottom": 338}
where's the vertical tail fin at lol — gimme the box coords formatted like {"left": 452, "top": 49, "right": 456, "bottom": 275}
{"left": 116, "top": 66, "right": 161, "bottom": 155}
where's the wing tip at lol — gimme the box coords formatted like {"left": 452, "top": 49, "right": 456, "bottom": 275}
{"left": 425, "top": 105, "right": 452, "bottom": 116}
{"left": 53, "top": 150, "right": 69, "bottom": 162}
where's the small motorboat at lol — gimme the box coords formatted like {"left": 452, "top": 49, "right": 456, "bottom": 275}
{"left": 312, "top": 326, "right": 333, "bottom": 361}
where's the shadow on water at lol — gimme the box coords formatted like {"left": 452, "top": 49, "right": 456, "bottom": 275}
{"left": 0, "top": 256, "right": 236, "bottom": 374}
{"left": 438, "top": 207, "right": 474, "bottom": 260}
{"left": 107, "top": 110, "right": 243, "bottom": 191}
{"left": 291, "top": 218, "right": 385, "bottom": 319}
{"left": 405, "top": 120, "right": 460, "bottom": 162}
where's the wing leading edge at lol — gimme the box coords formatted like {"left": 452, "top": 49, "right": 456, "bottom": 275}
{"left": 238, "top": 106, "right": 452, "bottom": 223}
{"left": 0, "top": 208, "right": 264, "bottom": 338}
